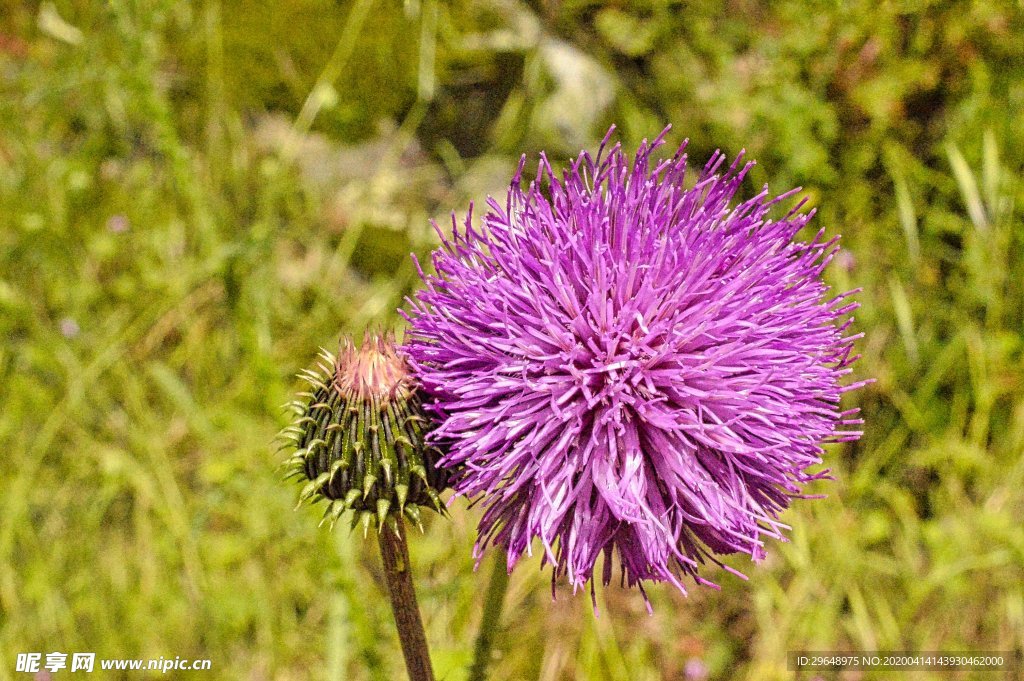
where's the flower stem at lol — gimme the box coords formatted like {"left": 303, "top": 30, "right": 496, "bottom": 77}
{"left": 467, "top": 552, "right": 510, "bottom": 681}
{"left": 377, "top": 519, "right": 435, "bottom": 681}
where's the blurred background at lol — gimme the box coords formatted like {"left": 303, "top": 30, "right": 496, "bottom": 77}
{"left": 1, "top": 1, "right": 1023, "bottom": 679}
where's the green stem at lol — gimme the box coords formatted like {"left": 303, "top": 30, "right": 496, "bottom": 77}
{"left": 468, "top": 552, "right": 511, "bottom": 681}
{"left": 378, "top": 519, "right": 435, "bottom": 681}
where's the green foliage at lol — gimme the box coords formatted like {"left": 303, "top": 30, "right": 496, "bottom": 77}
{"left": 1, "top": 1, "right": 1022, "bottom": 680}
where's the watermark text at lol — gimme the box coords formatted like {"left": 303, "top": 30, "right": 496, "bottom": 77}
{"left": 16, "top": 652, "right": 211, "bottom": 674}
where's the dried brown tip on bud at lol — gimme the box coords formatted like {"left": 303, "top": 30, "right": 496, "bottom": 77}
{"left": 334, "top": 333, "right": 414, "bottom": 401}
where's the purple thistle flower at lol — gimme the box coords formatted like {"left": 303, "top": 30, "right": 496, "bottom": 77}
{"left": 403, "top": 127, "right": 867, "bottom": 605}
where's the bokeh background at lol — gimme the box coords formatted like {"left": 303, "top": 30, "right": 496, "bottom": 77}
{"left": 2, "top": 1, "right": 1023, "bottom": 679}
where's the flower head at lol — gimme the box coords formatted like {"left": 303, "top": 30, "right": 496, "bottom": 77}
{"left": 280, "top": 333, "right": 447, "bottom": 535}
{"left": 403, "top": 127, "right": 866, "bottom": 602}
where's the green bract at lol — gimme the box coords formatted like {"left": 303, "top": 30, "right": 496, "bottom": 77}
{"left": 279, "top": 334, "right": 446, "bottom": 535}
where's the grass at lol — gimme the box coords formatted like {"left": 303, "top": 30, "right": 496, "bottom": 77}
{"left": 1, "top": 1, "right": 1022, "bottom": 679}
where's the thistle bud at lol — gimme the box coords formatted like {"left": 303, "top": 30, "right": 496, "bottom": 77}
{"left": 280, "top": 333, "right": 447, "bottom": 534}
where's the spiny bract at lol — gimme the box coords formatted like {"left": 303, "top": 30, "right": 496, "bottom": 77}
{"left": 403, "top": 126, "right": 867, "bottom": 605}
{"left": 279, "top": 333, "right": 447, "bottom": 535}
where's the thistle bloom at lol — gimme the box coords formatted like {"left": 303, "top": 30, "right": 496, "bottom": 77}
{"left": 403, "top": 127, "right": 866, "bottom": 603}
